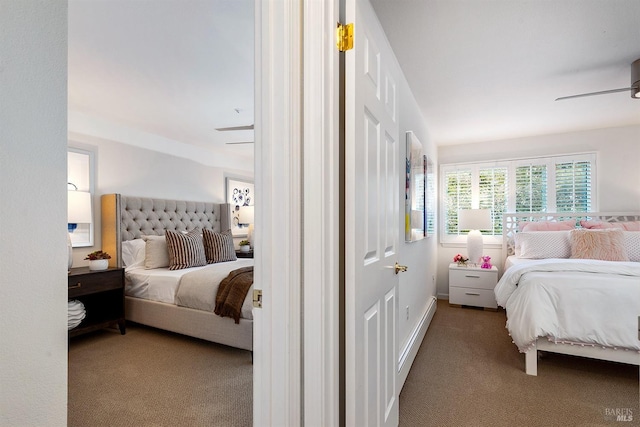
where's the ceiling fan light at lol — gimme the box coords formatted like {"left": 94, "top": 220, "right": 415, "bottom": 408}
{"left": 632, "top": 87, "right": 640, "bottom": 99}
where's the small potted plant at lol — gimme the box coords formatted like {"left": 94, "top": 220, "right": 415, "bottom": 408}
{"left": 238, "top": 240, "right": 251, "bottom": 253}
{"left": 453, "top": 253, "right": 469, "bottom": 266}
{"left": 85, "top": 250, "right": 111, "bottom": 271}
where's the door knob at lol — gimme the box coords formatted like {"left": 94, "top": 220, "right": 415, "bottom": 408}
{"left": 394, "top": 262, "right": 408, "bottom": 274}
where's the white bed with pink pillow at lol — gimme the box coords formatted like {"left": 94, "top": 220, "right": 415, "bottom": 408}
{"left": 497, "top": 212, "right": 640, "bottom": 375}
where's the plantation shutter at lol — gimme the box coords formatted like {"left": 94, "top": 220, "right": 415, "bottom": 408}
{"left": 515, "top": 165, "right": 547, "bottom": 212}
{"left": 555, "top": 160, "right": 592, "bottom": 212}
{"left": 445, "top": 169, "right": 472, "bottom": 235}
{"left": 479, "top": 167, "right": 507, "bottom": 235}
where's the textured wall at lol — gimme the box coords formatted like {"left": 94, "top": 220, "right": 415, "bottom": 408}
{"left": 0, "top": 1, "right": 68, "bottom": 426}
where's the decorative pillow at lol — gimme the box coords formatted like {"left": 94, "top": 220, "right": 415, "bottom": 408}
{"left": 142, "top": 235, "right": 170, "bottom": 269}
{"left": 623, "top": 232, "right": 640, "bottom": 262}
{"left": 121, "top": 238, "right": 146, "bottom": 267}
{"left": 569, "top": 229, "right": 629, "bottom": 261}
{"left": 515, "top": 231, "right": 571, "bottom": 259}
{"left": 203, "top": 229, "right": 237, "bottom": 263}
{"left": 165, "top": 229, "right": 207, "bottom": 270}
{"left": 518, "top": 220, "right": 575, "bottom": 232}
{"left": 580, "top": 220, "right": 640, "bottom": 231}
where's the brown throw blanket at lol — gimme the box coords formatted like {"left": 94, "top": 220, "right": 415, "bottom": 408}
{"left": 214, "top": 266, "right": 254, "bottom": 324}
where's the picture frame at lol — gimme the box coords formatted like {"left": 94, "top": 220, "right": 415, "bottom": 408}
{"left": 225, "top": 177, "right": 254, "bottom": 237}
{"left": 405, "top": 131, "right": 425, "bottom": 242}
{"left": 425, "top": 154, "right": 436, "bottom": 237}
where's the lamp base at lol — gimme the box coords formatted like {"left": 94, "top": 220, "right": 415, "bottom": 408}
{"left": 466, "top": 230, "right": 484, "bottom": 265}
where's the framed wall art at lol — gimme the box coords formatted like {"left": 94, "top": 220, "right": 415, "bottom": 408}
{"left": 225, "top": 177, "right": 254, "bottom": 237}
{"left": 405, "top": 131, "right": 425, "bottom": 242}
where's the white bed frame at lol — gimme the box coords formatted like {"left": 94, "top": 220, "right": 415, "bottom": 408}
{"left": 502, "top": 212, "right": 640, "bottom": 375}
{"left": 101, "top": 194, "right": 253, "bottom": 351}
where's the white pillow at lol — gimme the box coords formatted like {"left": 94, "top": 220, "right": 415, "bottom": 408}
{"left": 142, "top": 235, "right": 170, "bottom": 269}
{"left": 623, "top": 232, "right": 640, "bottom": 262}
{"left": 515, "top": 231, "right": 571, "bottom": 259}
{"left": 121, "top": 238, "right": 146, "bottom": 267}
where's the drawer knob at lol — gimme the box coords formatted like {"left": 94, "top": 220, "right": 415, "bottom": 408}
{"left": 464, "top": 275, "right": 480, "bottom": 278}
{"left": 69, "top": 282, "right": 82, "bottom": 289}
{"left": 465, "top": 292, "right": 480, "bottom": 296}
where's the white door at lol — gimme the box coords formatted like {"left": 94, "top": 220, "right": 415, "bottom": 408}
{"left": 345, "top": 0, "right": 402, "bottom": 425}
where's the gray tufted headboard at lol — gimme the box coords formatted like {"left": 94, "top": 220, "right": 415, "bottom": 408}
{"left": 101, "top": 194, "right": 231, "bottom": 268}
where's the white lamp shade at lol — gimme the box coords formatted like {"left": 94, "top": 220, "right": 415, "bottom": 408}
{"left": 458, "top": 209, "right": 492, "bottom": 231}
{"left": 68, "top": 191, "right": 92, "bottom": 224}
{"left": 238, "top": 205, "right": 254, "bottom": 224}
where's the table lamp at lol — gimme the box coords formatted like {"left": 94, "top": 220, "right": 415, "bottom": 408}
{"left": 458, "top": 209, "right": 492, "bottom": 265}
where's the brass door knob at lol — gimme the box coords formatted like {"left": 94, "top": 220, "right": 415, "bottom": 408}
{"left": 394, "top": 262, "right": 408, "bottom": 274}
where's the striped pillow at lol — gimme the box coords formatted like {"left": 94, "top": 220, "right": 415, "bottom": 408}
{"left": 165, "top": 229, "right": 206, "bottom": 270}
{"left": 203, "top": 229, "right": 237, "bottom": 263}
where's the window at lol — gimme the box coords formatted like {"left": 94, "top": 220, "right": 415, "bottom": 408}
{"left": 441, "top": 153, "right": 596, "bottom": 244}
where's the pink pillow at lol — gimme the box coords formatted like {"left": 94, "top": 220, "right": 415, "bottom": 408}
{"left": 518, "top": 220, "right": 575, "bottom": 232}
{"left": 580, "top": 220, "right": 640, "bottom": 231}
{"left": 569, "top": 229, "right": 629, "bottom": 261}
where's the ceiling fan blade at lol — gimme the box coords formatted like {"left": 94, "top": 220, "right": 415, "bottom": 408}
{"left": 555, "top": 87, "right": 635, "bottom": 101}
{"left": 225, "top": 141, "right": 254, "bottom": 145}
{"left": 216, "top": 124, "right": 254, "bottom": 131}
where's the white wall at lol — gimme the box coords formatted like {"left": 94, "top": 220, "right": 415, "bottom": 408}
{"left": 436, "top": 125, "right": 640, "bottom": 297}
{"left": 0, "top": 2, "right": 68, "bottom": 426}
{"left": 397, "top": 73, "right": 438, "bottom": 360}
{"left": 68, "top": 133, "right": 252, "bottom": 267}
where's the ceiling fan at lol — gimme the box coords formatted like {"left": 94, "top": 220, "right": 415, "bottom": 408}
{"left": 555, "top": 58, "right": 640, "bottom": 101}
{"left": 216, "top": 123, "right": 255, "bottom": 144}
{"left": 216, "top": 124, "right": 254, "bottom": 131}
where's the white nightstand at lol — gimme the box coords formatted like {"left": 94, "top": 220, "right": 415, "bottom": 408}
{"left": 449, "top": 263, "right": 498, "bottom": 309}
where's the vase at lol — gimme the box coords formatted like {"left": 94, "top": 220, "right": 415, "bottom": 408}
{"left": 239, "top": 245, "right": 251, "bottom": 253}
{"left": 89, "top": 259, "right": 109, "bottom": 271}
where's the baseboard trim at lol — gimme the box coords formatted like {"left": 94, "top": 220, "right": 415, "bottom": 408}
{"left": 437, "top": 292, "right": 449, "bottom": 300}
{"left": 398, "top": 296, "right": 438, "bottom": 390}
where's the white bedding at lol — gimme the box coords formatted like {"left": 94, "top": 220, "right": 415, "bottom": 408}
{"left": 494, "top": 258, "right": 640, "bottom": 352}
{"left": 125, "top": 258, "right": 255, "bottom": 318}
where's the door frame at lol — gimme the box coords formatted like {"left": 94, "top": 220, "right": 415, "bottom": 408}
{"left": 253, "top": 0, "right": 341, "bottom": 425}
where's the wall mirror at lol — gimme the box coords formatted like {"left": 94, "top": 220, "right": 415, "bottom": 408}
{"left": 68, "top": 148, "right": 94, "bottom": 247}
{"left": 405, "top": 131, "right": 425, "bottom": 242}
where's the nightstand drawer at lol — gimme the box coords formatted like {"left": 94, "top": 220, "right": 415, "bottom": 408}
{"left": 68, "top": 269, "right": 123, "bottom": 298}
{"left": 449, "top": 269, "right": 497, "bottom": 290}
{"left": 449, "top": 287, "right": 497, "bottom": 309}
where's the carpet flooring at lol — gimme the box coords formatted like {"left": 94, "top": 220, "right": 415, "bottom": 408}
{"left": 399, "top": 300, "right": 639, "bottom": 427}
{"left": 68, "top": 325, "right": 253, "bottom": 427}
{"left": 69, "top": 300, "right": 638, "bottom": 427}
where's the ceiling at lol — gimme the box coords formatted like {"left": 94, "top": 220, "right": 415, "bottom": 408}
{"left": 69, "top": 0, "right": 640, "bottom": 166}
{"left": 371, "top": 0, "right": 640, "bottom": 145}
{"left": 68, "top": 0, "right": 255, "bottom": 167}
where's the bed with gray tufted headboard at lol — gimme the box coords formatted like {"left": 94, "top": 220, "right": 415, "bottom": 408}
{"left": 101, "top": 194, "right": 252, "bottom": 351}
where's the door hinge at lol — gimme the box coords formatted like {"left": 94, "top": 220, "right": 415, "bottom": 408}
{"left": 253, "top": 289, "right": 262, "bottom": 308}
{"left": 336, "top": 22, "right": 354, "bottom": 52}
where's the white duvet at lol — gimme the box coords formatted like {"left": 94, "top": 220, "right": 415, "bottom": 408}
{"left": 494, "top": 258, "right": 640, "bottom": 352}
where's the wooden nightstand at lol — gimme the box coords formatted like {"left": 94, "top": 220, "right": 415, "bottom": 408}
{"left": 235, "top": 249, "right": 254, "bottom": 259}
{"left": 449, "top": 263, "right": 498, "bottom": 310}
{"left": 68, "top": 267, "right": 125, "bottom": 337}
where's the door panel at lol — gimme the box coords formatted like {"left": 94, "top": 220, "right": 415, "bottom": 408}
{"left": 346, "top": 0, "right": 401, "bottom": 425}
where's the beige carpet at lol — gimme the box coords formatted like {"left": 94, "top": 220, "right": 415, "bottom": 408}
{"left": 399, "top": 300, "right": 639, "bottom": 427}
{"left": 69, "top": 302, "right": 638, "bottom": 427}
{"left": 68, "top": 325, "right": 252, "bottom": 427}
